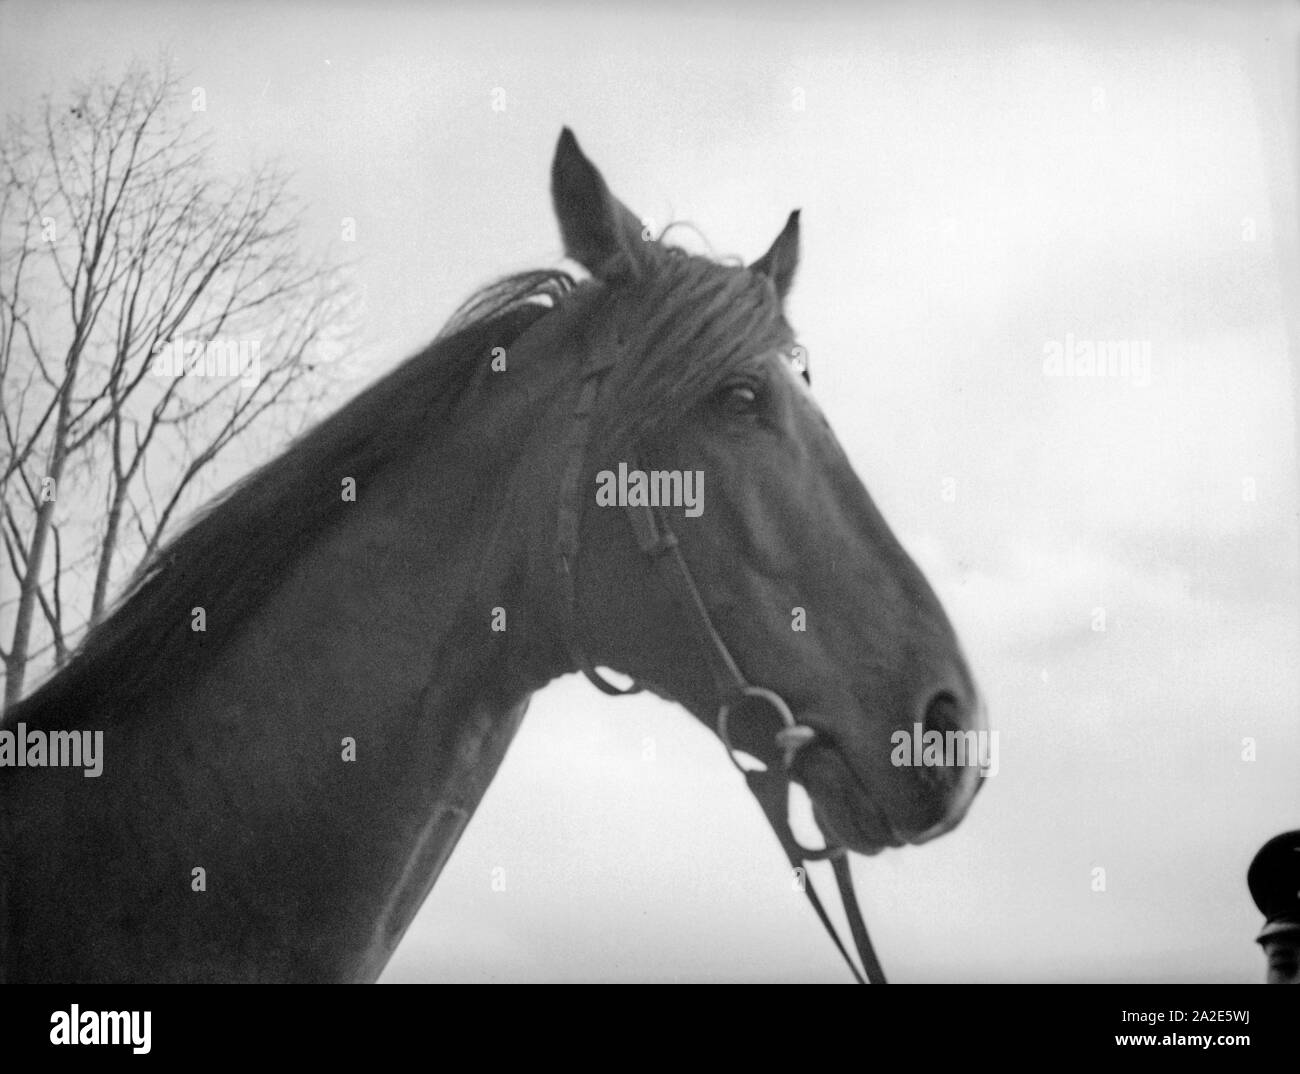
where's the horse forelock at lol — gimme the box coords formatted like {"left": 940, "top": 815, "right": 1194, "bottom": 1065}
{"left": 590, "top": 246, "right": 792, "bottom": 453}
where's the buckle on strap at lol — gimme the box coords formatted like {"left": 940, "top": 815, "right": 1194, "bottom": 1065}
{"left": 626, "top": 501, "right": 678, "bottom": 558}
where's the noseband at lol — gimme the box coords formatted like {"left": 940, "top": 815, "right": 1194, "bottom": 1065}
{"left": 555, "top": 327, "right": 887, "bottom": 985}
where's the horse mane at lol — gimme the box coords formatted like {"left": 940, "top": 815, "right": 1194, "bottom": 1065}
{"left": 7, "top": 237, "right": 793, "bottom": 728}
{"left": 6, "top": 270, "right": 575, "bottom": 727}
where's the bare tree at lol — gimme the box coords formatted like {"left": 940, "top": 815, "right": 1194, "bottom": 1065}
{"left": 1, "top": 62, "right": 353, "bottom": 710}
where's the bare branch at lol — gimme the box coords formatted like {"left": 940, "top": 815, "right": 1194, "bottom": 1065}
{"left": 2, "top": 59, "right": 355, "bottom": 707}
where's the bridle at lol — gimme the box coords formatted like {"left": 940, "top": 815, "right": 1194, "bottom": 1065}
{"left": 555, "top": 325, "right": 887, "bottom": 985}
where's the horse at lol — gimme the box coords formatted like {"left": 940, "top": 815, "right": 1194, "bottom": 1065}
{"left": 0, "top": 129, "right": 985, "bottom": 983}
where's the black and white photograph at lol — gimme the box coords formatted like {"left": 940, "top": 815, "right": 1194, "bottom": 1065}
{"left": 0, "top": 0, "right": 1297, "bottom": 1039}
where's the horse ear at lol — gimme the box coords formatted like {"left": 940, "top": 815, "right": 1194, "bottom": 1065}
{"left": 551, "top": 128, "right": 644, "bottom": 277}
{"left": 750, "top": 210, "right": 800, "bottom": 300}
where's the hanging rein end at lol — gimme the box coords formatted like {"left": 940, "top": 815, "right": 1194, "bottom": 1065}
{"left": 740, "top": 757, "right": 888, "bottom": 985}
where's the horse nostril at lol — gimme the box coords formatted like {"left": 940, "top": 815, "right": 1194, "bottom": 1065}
{"left": 913, "top": 691, "right": 968, "bottom": 793}
{"left": 921, "top": 691, "right": 963, "bottom": 737}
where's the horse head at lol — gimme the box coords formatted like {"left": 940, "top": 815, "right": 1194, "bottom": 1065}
{"left": 539, "top": 129, "right": 985, "bottom": 856}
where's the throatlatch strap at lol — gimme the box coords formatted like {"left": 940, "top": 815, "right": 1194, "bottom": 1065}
{"left": 556, "top": 336, "right": 641, "bottom": 697}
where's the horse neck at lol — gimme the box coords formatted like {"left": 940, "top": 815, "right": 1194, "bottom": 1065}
{"left": 3, "top": 384, "right": 572, "bottom": 982}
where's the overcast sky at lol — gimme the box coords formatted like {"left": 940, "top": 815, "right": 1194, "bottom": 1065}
{"left": 2, "top": 0, "right": 1296, "bottom": 982}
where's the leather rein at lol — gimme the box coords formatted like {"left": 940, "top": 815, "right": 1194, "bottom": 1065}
{"left": 554, "top": 328, "right": 887, "bottom": 985}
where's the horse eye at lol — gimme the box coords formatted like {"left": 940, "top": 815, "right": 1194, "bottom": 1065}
{"left": 717, "top": 383, "right": 760, "bottom": 415}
